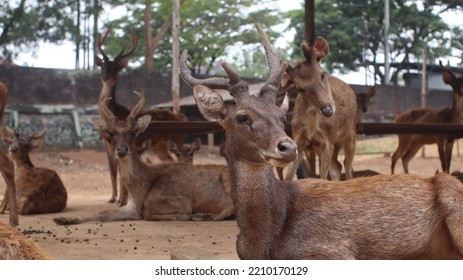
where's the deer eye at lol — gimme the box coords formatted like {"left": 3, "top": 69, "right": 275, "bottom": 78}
{"left": 235, "top": 114, "right": 248, "bottom": 124}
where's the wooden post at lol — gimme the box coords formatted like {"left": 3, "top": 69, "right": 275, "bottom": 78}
{"left": 305, "top": 0, "right": 315, "bottom": 45}
{"left": 171, "top": 0, "right": 181, "bottom": 114}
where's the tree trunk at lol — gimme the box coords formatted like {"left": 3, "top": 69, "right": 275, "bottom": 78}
{"left": 144, "top": 0, "right": 153, "bottom": 71}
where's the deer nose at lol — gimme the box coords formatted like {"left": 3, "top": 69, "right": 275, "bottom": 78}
{"left": 116, "top": 146, "right": 129, "bottom": 157}
{"left": 320, "top": 104, "right": 335, "bottom": 117}
{"left": 277, "top": 139, "right": 298, "bottom": 162}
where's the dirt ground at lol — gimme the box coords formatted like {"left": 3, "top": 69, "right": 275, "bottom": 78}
{"left": 1, "top": 136, "right": 463, "bottom": 260}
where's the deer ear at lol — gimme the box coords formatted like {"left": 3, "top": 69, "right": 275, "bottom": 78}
{"left": 193, "top": 85, "right": 227, "bottom": 122}
{"left": 368, "top": 86, "right": 376, "bottom": 97}
{"left": 118, "top": 57, "right": 130, "bottom": 69}
{"left": 95, "top": 55, "right": 104, "bottom": 67}
{"left": 301, "top": 42, "right": 311, "bottom": 60}
{"left": 313, "top": 37, "right": 329, "bottom": 61}
{"left": 191, "top": 137, "right": 201, "bottom": 151}
{"left": 30, "top": 132, "right": 46, "bottom": 150}
{"left": 92, "top": 117, "right": 108, "bottom": 132}
{"left": 442, "top": 71, "right": 456, "bottom": 85}
{"left": 135, "top": 115, "right": 151, "bottom": 135}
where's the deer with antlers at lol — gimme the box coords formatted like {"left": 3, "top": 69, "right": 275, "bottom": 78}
{"left": 280, "top": 37, "right": 357, "bottom": 181}
{"left": 53, "top": 91, "right": 234, "bottom": 225}
{"left": 179, "top": 24, "right": 463, "bottom": 259}
{"left": 95, "top": 25, "right": 188, "bottom": 205}
{"left": 0, "top": 82, "right": 17, "bottom": 226}
{"left": 0, "top": 127, "right": 67, "bottom": 215}
{"left": 391, "top": 61, "right": 463, "bottom": 174}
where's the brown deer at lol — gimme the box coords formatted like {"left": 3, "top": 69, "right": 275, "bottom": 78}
{"left": 180, "top": 24, "right": 463, "bottom": 259}
{"left": 281, "top": 37, "right": 357, "bottom": 181}
{"left": 0, "top": 220, "right": 50, "bottom": 259}
{"left": 152, "top": 137, "right": 201, "bottom": 164}
{"left": 356, "top": 86, "right": 376, "bottom": 123}
{"left": 95, "top": 25, "right": 188, "bottom": 205}
{"left": 0, "top": 127, "right": 67, "bottom": 214}
{"left": 391, "top": 61, "right": 463, "bottom": 174}
{"left": 0, "top": 82, "right": 17, "bottom": 226}
{"left": 53, "top": 91, "right": 234, "bottom": 225}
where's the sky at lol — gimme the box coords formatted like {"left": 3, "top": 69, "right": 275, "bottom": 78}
{"left": 12, "top": 1, "right": 463, "bottom": 85}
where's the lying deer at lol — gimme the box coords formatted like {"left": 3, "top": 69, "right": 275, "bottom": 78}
{"left": 281, "top": 37, "right": 357, "bottom": 181}
{"left": 152, "top": 137, "right": 201, "bottom": 164}
{"left": 95, "top": 25, "right": 188, "bottom": 205}
{"left": 391, "top": 61, "right": 463, "bottom": 174}
{"left": 0, "top": 82, "right": 17, "bottom": 226}
{"left": 356, "top": 86, "right": 376, "bottom": 123}
{"left": 53, "top": 91, "right": 234, "bottom": 225}
{"left": 179, "top": 24, "right": 463, "bottom": 259}
{"left": 0, "top": 127, "right": 67, "bottom": 214}
{"left": 0, "top": 220, "right": 49, "bottom": 259}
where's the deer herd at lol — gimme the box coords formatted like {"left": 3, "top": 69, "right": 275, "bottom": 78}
{"left": 0, "top": 23, "right": 462, "bottom": 260}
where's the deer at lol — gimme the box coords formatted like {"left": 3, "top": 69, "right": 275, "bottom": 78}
{"left": 391, "top": 61, "right": 463, "bottom": 174}
{"left": 178, "top": 24, "right": 463, "bottom": 259}
{"left": 151, "top": 137, "right": 202, "bottom": 164}
{"left": 280, "top": 37, "right": 357, "bottom": 181}
{"left": 95, "top": 24, "right": 188, "bottom": 205}
{"left": 0, "top": 220, "right": 50, "bottom": 259}
{"left": 356, "top": 86, "right": 376, "bottom": 123}
{"left": 0, "top": 127, "right": 67, "bottom": 215}
{"left": 0, "top": 82, "right": 18, "bottom": 226}
{"left": 52, "top": 91, "right": 234, "bottom": 225}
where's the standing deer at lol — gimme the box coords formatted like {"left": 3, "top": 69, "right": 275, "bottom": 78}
{"left": 0, "top": 127, "right": 67, "bottom": 214}
{"left": 0, "top": 220, "right": 49, "bottom": 259}
{"left": 391, "top": 61, "right": 463, "bottom": 174}
{"left": 95, "top": 25, "right": 188, "bottom": 205}
{"left": 281, "top": 37, "right": 357, "bottom": 181}
{"left": 0, "top": 82, "right": 18, "bottom": 226}
{"left": 53, "top": 91, "right": 234, "bottom": 225}
{"left": 180, "top": 24, "right": 463, "bottom": 259}
{"left": 356, "top": 86, "right": 376, "bottom": 123}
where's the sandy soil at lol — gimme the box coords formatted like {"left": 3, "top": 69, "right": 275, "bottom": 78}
{"left": 1, "top": 137, "right": 463, "bottom": 260}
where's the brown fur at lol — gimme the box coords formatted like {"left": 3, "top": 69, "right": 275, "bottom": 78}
{"left": 53, "top": 92, "right": 234, "bottom": 225}
{"left": 95, "top": 26, "right": 188, "bottom": 205}
{"left": 0, "top": 221, "right": 50, "bottom": 259}
{"left": 0, "top": 82, "right": 18, "bottom": 225}
{"left": 181, "top": 25, "right": 463, "bottom": 259}
{"left": 0, "top": 127, "right": 67, "bottom": 214}
{"left": 391, "top": 61, "right": 463, "bottom": 174}
{"left": 152, "top": 137, "right": 201, "bottom": 164}
{"left": 356, "top": 86, "right": 376, "bottom": 123}
{"left": 282, "top": 37, "right": 357, "bottom": 181}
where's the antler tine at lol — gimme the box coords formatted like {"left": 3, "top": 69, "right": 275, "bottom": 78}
{"left": 179, "top": 50, "right": 230, "bottom": 90}
{"left": 97, "top": 24, "right": 113, "bottom": 60}
{"left": 128, "top": 90, "right": 145, "bottom": 120}
{"left": 256, "top": 24, "right": 281, "bottom": 77}
{"left": 100, "top": 97, "right": 118, "bottom": 122}
{"left": 115, "top": 28, "right": 139, "bottom": 61}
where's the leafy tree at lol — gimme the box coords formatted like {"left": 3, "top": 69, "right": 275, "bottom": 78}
{"left": 286, "top": 0, "right": 454, "bottom": 85}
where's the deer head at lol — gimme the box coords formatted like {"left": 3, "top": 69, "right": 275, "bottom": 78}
{"left": 180, "top": 24, "right": 297, "bottom": 167}
{"left": 440, "top": 60, "right": 463, "bottom": 96}
{"left": 356, "top": 86, "right": 376, "bottom": 114}
{"left": 95, "top": 24, "right": 139, "bottom": 85}
{"left": 0, "top": 127, "right": 47, "bottom": 163}
{"left": 282, "top": 37, "right": 335, "bottom": 118}
{"left": 93, "top": 91, "right": 151, "bottom": 159}
{"left": 167, "top": 137, "right": 201, "bottom": 164}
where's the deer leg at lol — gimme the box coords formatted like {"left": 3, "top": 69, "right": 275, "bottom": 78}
{"left": 117, "top": 177, "right": 129, "bottom": 207}
{"left": 275, "top": 167, "right": 284, "bottom": 180}
{"left": 0, "top": 152, "right": 17, "bottom": 226}
{"left": 54, "top": 200, "right": 141, "bottom": 225}
{"left": 212, "top": 206, "right": 235, "bottom": 221}
{"left": 443, "top": 140, "right": 455, "bottom": 173}
{"left": 391, "top": 135, "right": 409, "bottom": 174}
{"left": 328, "top": 144, "right": 342, "bottom": 181}
{"left": 284, "top": 138, "right": 306, "bottom": 181}
{"left": 104, "top": 140, "right": 118, "bottom": 203}
{"left": 401, "top": 144, "right": 422, "bottom": 174}
{"left": 319, "top": 143, "right": 334, "bottom": 180}
{"left": 342, "top": 135, "right": 356, "bottom": 180}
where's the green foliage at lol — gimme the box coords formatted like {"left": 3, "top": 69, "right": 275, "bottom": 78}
{"left": 286, "top": 0, "right": 456, "bottom": 85}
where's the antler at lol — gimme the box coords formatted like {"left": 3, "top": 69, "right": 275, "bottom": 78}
{"left": 100, "top": 97, "right": 118, "bottom": 123}
{"left": 97, "top": 24, "right": 113, "bottom": 61}
{"left": 26, "top": 129, "right": 47, "bottom": 141}
{"left": 128, "top": 90, "right": 145, "bottom": 121}
{"left": 114, "top": 29, "right": 139, "bottom": 62}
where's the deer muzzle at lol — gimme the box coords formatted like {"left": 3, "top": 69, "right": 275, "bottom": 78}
{"left": 260, "top": 137, "right": 298, "bottom": 167}
{"left": 116, "top": 145, "right": 129, "bottom": 158}
{"left": 320, "top": 104, "right": 335, "bottom": 117}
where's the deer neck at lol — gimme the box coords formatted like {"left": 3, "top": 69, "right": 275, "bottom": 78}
{"left": 99, "top": 82, "right": 118, "bottom": 105}
{"left": 117, "top": 153, "right": 151, "bottom": 214}
{"left": 228, "top": 159, "right": 290, "bottom": 259}
{"left": 450, "top": 92, "right": 463, "bottom": 122}
{"left": 11, "top": 156, "right": 34, "bottom": 170}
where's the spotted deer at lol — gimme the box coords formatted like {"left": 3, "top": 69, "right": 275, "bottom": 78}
{"left": 95, "top": 25, "right": 188, "bottom": 205}
{"left": 0, "top": 127, "right": 67, "bottom": 214}
{"left": 281, "top": 37, "right": 357, "bottom": 181}
{"left": 179, "top": 24, "right": 463, "bottom": 259}
{"left": 53, "top": 91, "right": 234, "bottom": 225}
{"left": 0, "top": 220, "right": 50, "bottom": 259}
{"left": 0, "top": 82, "right": 17, "bottom": 226}
{"left": 391, "top": 61, "right": 463, "bottom": 174}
